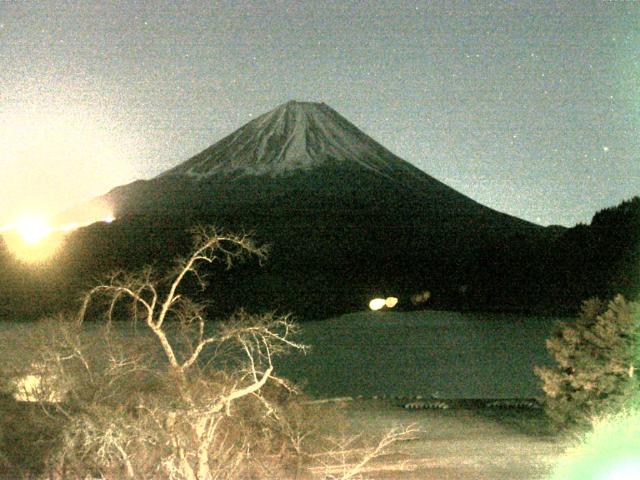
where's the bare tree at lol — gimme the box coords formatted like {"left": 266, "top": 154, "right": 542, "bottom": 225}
{"left": 34, "top": 227, "right": 308, "bottom": 479}
{"left": 78, "top": 226, "right": 276, "bottom": 372}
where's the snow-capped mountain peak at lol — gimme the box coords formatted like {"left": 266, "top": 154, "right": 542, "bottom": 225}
{"left": 161, "top": 101, "right": 403, "bottom": 178}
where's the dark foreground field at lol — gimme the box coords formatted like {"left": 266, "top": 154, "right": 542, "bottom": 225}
{"left": 320, "top": 399, "right": 566, "bottom": 480}
{"left": 0, "top": 311, "right": 567, "bottom": 478}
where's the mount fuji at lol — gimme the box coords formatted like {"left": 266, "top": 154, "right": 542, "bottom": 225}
{"left": 90, "top": 101, "right": 535, "bottom": 225}
{"left": 54, "top": 101, "right": 556, "bottom": 318}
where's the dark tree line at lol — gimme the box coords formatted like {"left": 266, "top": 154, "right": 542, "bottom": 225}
{"left": 1, "top": 196, "right": 638, "bottom": 320}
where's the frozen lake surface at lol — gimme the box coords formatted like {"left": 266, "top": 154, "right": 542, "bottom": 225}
{"left": 276, "top": 310, "right": 560, "bottom": 399}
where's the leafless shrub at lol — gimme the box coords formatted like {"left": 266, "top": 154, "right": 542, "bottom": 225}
{"left": 310, "top": 424, "right": 421, "bottom": 479}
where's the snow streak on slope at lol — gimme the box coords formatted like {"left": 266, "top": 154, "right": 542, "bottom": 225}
{"left": 161, "top": 101, "right": 410, "bottom": 179}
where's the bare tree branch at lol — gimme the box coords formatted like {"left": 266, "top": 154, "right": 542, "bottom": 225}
{"left": 22, "top": 226, "right": 318, "bottom": 479}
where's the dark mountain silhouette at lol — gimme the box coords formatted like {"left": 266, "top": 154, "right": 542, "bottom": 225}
{"left": 50, "top": 101, "right": 555, "bottom": 317}
{"left": 4, "top": 101, "right": 635, "bottom": 320}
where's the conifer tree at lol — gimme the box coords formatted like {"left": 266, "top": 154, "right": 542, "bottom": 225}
{"left": 535, "top": 295, "right": 640, "bottom": 428}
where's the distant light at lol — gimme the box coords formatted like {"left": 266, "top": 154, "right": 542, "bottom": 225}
{"left": 369, "top": 298, "right": 386, "bottom": 311}
{"left": 385, "top": 297, "right": 399, "bottom": 308}
{"left": 411, "top": 290, "right": 431, "bottom": 305}
{"left": 0, "top": 211, "right": 116, "bottom": 263}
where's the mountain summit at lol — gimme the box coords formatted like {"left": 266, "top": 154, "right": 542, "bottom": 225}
{"left": 161, "top": 101, "right": 408, "bottom": 178}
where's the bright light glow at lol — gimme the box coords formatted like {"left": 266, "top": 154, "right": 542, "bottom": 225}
{"left": 385, "top": 297, "right": 399, "bottom": 308}
{"left": 1, "top": 227, "right": 63, "bottom": 264}
{"left": 0, "top": 212, "right": 115, "bottom": 263}
{"left": 550, "top": 408, "right": 640, "bottom": 480}
{"left": 369, "top": 298, "right": 386, "bottom": 311}
{"left": 13, "top": 374, "right": 46, "bottom": 402}
{"left": 15, "top": 217, "right": 52, "bottom": 244}
{"left": 603, "top": 460, "right": 640, "bottom": 480}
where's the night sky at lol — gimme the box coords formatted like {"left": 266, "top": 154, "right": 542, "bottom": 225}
{"left": 1, "top": 0, "right": 638, "bottom": 227}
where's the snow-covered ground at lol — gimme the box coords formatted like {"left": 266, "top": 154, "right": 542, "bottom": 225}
{"left": 326, "top": 399, "right": 565, "bottom": 479}
{"left": 277, "top": 310, "right": 559, "bottom": 399}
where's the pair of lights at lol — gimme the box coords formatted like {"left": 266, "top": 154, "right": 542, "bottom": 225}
{"left": 369, "top": 296, "right": 399, "bottom": 311}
